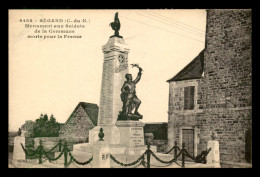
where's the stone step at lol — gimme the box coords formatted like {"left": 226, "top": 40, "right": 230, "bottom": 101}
{"left": 73, "top": 143, "right": 93, "bottom": 153}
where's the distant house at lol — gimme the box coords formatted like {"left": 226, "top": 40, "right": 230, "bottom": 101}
{"left": 21, "top": 120, "right": 35, "bottom": 137}
{"left": 59, "top": 102, "right": 99, "bottom": 142}
{"left": 144, "top": 122, "right": 168, "bottom": 152}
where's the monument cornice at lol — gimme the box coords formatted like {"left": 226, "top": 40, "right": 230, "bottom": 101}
{"left": 116, "top": 120, "right": 145, "bottom": 127}
{"left": 102, "top": 37, "right": 130, "bottom": 54}
{"left": 102, "top": 46, "right": 130, "bottom": 54}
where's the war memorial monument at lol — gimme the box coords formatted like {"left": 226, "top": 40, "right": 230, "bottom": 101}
{"left": 68, "top": 13, "right": 161, "bottom": 167}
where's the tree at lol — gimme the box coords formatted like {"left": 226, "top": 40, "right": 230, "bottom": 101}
{"left": 31, "top": 113, "right": 61, "bottom": 138}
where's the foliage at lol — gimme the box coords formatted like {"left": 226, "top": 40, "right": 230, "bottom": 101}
{"left": 30, "top": 114, "right": 61, "bottom": 138}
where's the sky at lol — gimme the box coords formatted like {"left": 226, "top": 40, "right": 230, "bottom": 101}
{"left": 9, "top": 9, "right": 206, "bottom": 132}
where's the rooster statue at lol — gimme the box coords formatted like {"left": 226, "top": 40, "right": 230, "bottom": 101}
{"left": 109, "top": 12, "right": 121, "bottom": 37}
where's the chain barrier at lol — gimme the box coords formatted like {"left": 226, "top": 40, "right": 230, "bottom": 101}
{"left": 183, "top": 149, "right": 195, "bottom": 160}
{"left": 150, "top": 150, "right": 182, "bottom": 166}
{"left": 183, "top": 148, "right": 211, "bottom": 164}
{"left": 133, "top": 157, "right": 145, "bottom": 168}
{"left": 44, "top": 143, "right": 60, "bottom": 153}
{"left": 20, "top": 143, "right": 39, "bottom": 157}
{"left": 141, "top": 159, "right": 146, "bottom": 168}
{"left": 110, "top": 151, "right": 147, "bottom": 167}
{"left": 68, "top": 152, "right": 93, "bottom": 166}
{"left": 26, "top": 146, "right": 37, "bottom": 151}
{"left": 20, "top": 140, "right": 94, "bottom": 167}
{"left": 164, "top": 142, "right": 181, "bottom": 154}
{"left": 44, "top": 148, "right": 65, "bottom": 161}
{"left": 20, "top": 138, "right": 211, "bottom": 168}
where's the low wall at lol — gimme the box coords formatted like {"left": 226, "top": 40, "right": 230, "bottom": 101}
{"left": 25, "top": 138, "right": 35, "bottom": 148}
{"left": 34, "top": 137, "right": 60, "bottom": 152}
{"left": 152, "top": 140, "right": 168, "bottom": 153}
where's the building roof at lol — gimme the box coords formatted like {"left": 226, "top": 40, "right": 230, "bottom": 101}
{"left": 79, "top": 102, "right": 99, "bottom": 126}
{"left": 167, "top": 49, "right": 205, "bottom": 82}
{"left": 60, "top": 102, "right": 99, "bottom": 133}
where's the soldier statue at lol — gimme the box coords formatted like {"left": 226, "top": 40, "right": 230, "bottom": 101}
{"left": 119, "top": 64, "right": 143, "bottom": 120}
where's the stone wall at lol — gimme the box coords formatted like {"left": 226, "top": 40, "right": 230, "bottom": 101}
{"left": 152, "top": 140, "right": 168, "bottom": 153}
{"left": 195, "top": 108, "right": 252, "bottom": 162}
{"left": 168, "top": 9, "right": 252, "bottom": 163}
{"left": 200, "top": 9, "right": 252, "bottom": 163}
{"left": 169, "top": 108, "right": 251, "bottom": 162}
{"left": 34, "top": 137, "right": 60, "bottom": 151}
{"left": 200, "top": 9, "right": 251, "bottom": 109}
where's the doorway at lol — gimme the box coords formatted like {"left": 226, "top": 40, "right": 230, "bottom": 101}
{"left": 245, "top": 127, "right": 252, "bottom": 163}
{"left": 182, "top": 129, "right": 194, "bottom": 157}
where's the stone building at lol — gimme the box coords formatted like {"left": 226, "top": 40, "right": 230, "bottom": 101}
{"left": 167, "top": 9, "right": 252, "bottom": 165}
{"left": 59, "top": 102, "right": 99, "bottom": 142}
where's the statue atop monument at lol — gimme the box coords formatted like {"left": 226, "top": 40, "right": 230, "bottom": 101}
{"left": 109, "top": 12, "right": 122, "bottom": 38}
{"left": 118, "top": 64, "right": 143, "bottom": 121}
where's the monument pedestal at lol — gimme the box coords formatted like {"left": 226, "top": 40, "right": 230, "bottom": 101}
{"left": 89, "top": 125, "right": 120, "bottom": 145}
{"left": 207, "top": 140, "right": 221, "bottom": 168}
{"left": 116, "top": 120, "right": 145, "bottom": 147}
{"left": 92, "top": 141, "right": 110, "bottom": 168}
{"left": 12, "top": 136, "right": 26, "bottom": 164}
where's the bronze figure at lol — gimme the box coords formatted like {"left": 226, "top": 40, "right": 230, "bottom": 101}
{"left": 118, "top": 64, "right": 143, "bottom": 121}
{"left": 109, "top": 12, "right": 121, "bottom": 37}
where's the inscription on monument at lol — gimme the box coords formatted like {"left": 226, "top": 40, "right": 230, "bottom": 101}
{"left": 101, "top": 154, "right": 110, "bottom": 160}
{"left": 129, "top": 127, "right": 144, "bottom": 146}
{"left": 115, "top": 63, "right": 128, "bottom": 73}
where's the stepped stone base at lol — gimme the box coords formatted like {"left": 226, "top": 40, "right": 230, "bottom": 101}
{"left": 68, "top": 142, "right": 158, "bottom": 168}
{"left": 89, "top": 125, "right": 120, "bottom": 144}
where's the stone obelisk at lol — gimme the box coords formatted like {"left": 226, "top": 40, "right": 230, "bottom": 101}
{"left": 89, "top": 13, "right": 129, "bottom": 144}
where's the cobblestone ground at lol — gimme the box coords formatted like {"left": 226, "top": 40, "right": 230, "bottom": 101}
{"left": 9, "top": 160, "right": 214, "bottom": 168}
{"left": 9, "top": 160, "right": 252, "bottom": 168}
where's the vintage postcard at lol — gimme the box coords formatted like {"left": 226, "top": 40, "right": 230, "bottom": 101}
{"left": 8, "top": 9, "right": 252, "bottom": 168}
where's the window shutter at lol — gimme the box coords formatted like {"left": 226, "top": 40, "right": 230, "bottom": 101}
{"left": 184, "top": 86, "right": 195, "bottom": 110}
{"left": 190, "top": 86, "right": 195, "bottom": 109}
{"left": 184, "top": 87, "right": 190, "bottom": 110}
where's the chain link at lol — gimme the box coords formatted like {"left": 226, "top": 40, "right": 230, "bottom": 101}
{"left": 150, "top": 150, "right": 182, "bottom": 164}
{"left": 133, "top": 158, "right": 145, "bottom": 168}
{"left": 21, "top": 143, "right": 38, "bottom": 157}
{"left": 164, "top": 146, "right": 181, "bottom": 154}
{"left": 44, "top": 148, "right": 64, "bottom": 161}
{"left": 69, "top": 152, "right": 93, "bottom": 165}
{"left": 45, "top": 143, "right": 60, "bottom": 153}
{"left": 110, "top": 151, "right": 147, "bottom": 167}
{"left": 183, "top": 149, "right": 195, "bottom": 161}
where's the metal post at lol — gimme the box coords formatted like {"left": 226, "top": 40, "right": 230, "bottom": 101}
{"left": 64, "top": 141, "right": 68, "bottom": 168}
{"left": 146, "top": 143, "right": 151, "bottom": 168}
{"left": 174, "top": 141, "right": 178, "bottom": 159}
{"left": 182, "top": 142, "right": 185, "bottom": 168}
{"left": 38, "top": 140, "right": 43, "bottom": 164}
{"left": 59, "top": 139, "right": 62, "bottom": 152}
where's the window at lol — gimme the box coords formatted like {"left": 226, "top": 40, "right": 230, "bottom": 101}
{"left": 184, "top": 86, "right": 195, "bottom": 110}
